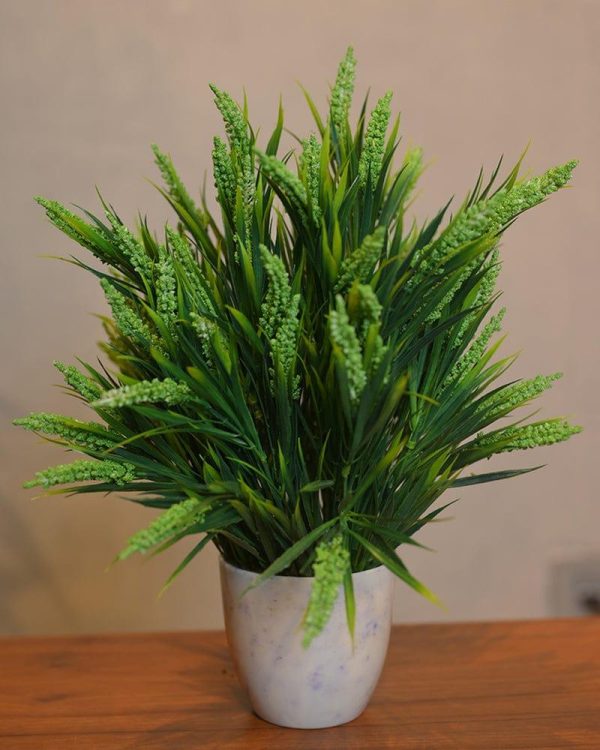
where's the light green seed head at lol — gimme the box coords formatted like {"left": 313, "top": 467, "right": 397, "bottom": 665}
{"left": 358, "top": 91, "right": 393, "bottom": 189}
{"left": 14, "top": 413, "right": 115, "bottom": 451}
{"left": 54, "top": 361, "right": 103, "bottom": 403}
{"left": 330, "top": 47, "right": 357, "bottom": 136}
{"left": 303, "top": 535, "right": 350, "bottom": 648}
{"left": 329, "top": 296, "right": 367, "bottom": 404}
{"left": 100, "top": 279, "right": 154, "bottom": 349}
{"left": 118, "top": 497, "right": 205, "bottom": 560}
{"left": 335, "top": 226, "right": 386, "bottom": 293}
{"left": 24, "top": 459, "right": 135, "bottom": 489}
{"left": 93, "top": 378, "right": 191, "bottom": 409}
{"left": 209, "top": 85, "right": 250, "bottom": 154}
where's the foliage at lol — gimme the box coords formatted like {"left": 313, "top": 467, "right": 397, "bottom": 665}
{"left": 17, "top": 47, "right": 581, "bottom": 645}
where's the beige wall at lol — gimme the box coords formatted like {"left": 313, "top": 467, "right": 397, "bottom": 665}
{"left": 1, "top": 0, "right": 598, "bottom": 635}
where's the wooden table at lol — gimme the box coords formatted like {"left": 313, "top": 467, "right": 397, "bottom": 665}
{"left": 0, "top": 618, "right": 598, "bottom": 749}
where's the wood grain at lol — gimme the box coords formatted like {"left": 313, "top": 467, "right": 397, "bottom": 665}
{"left": 0, "top": 619, "right": 598, "bottom": 749}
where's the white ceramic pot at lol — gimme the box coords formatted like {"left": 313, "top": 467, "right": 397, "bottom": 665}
{"left": 219, "top": 557, "right": 394, "bottom": 728}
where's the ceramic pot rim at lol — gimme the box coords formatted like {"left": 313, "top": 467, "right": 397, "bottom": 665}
{"left": 219, "top": 555, "right": 385, "bottom": 581}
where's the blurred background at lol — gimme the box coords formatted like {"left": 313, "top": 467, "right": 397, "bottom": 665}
{"left": 1, "top": 0, "right": 598, "bottom": 635}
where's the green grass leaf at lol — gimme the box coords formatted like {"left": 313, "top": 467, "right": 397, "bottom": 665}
{"left": 347, "top": 528, "right": 441, "bottom": 606}
{"left": 243, "top": 518, "right": 339, "bottom": 592}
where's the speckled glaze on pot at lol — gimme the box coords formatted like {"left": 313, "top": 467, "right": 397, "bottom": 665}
{"left": 219, "top": 557, "right": 394, "bottom": 729}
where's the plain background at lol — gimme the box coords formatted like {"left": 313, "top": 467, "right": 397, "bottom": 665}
{"left": 0, "top": 0, "right": 598, "bottom": 635}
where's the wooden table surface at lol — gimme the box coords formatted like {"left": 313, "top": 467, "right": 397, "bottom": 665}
{"left": 0, "top": 618, "right": 598, "bottom": 749}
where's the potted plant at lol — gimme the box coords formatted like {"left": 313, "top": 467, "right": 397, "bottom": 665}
{"left": 16, "top": 47, "right": 580, "bottom": 729}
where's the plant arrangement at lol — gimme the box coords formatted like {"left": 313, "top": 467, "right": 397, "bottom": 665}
{"left": 17, "top": 48, "right": 580, "bottom": 647}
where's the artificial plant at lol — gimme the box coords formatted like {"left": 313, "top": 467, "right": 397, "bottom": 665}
{"left": 17, "top": 48, "right": 580, "bottom": 645}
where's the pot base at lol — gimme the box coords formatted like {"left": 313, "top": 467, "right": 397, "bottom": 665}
{"left": 252, "top": 687, "right": 372, "bottom": 730}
